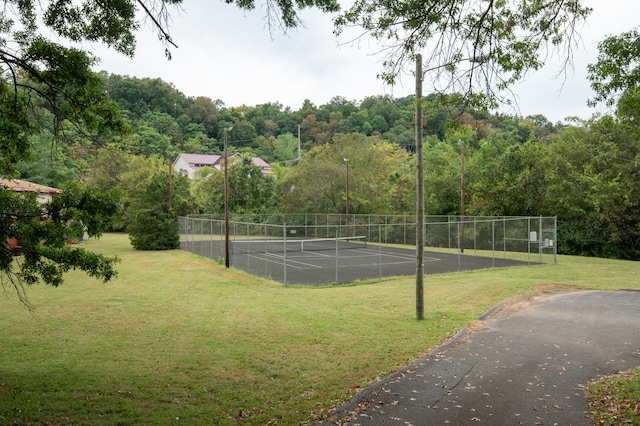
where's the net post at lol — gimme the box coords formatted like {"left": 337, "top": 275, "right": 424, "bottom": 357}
{"left": 378, "top": 224, "right": 382, "bottom": 280}
{"left": 264, "top": 223, "right": 267, "bottom": 278}
{"left": 335, "top": 227, "right": 339, "bottom": 283}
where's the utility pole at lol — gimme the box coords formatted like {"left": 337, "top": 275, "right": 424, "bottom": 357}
{"left": 168, "top": 151, "right": 173, "bottom": 206}
{"left": 297, "top": 125, "right": 301, "bottom": 163}
{"left": 415, "top": 54, "right": 424, "bottom": 321}
{"left": 343, "top": 158, "right": 349, "bottom": 233}
{"left": 459, "top": 140, "right": 465, "bottom": 253}
{"left": 224, "top": 126, "right": 232, "bottom": 268}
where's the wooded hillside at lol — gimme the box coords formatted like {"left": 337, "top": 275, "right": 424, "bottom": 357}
{"left": 16, "top": 74, "right": 640, "bottom": 260}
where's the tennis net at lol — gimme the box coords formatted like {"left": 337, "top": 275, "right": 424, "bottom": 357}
{"left": 230, "top": 235, "right": 368, "bottom": 255}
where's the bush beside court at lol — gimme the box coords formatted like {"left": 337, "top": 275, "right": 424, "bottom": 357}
{"left": 0, "top": 233, "right": 637, "bottom": 425}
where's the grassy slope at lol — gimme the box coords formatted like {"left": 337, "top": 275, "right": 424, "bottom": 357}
{"left": 0, "top": 233, "right": 637, "bottom": 425}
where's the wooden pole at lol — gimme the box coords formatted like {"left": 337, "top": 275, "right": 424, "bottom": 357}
{"left": 168, "top": 152, "right": 173, "bottom": 206}
{"left": 415, "top": 54, "right": 424, "bottom": 321}
{"left": 459, "top": 140, "right": 465, "bottom": 253}
{"left": 344, "top": 158, "right": 349, "bottom": 233}
{"left": 224, "top": 127, "right": 230, "bottom": 268}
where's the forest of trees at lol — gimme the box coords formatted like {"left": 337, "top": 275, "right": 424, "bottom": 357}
{"left": 13, "top": 72, "right": 639, "bottom": 260}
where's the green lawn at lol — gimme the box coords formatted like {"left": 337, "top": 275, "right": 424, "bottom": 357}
{"left": 0, "top": 233, "right": 638, "bottom": 425}
{"left": 587, "top": 367, "right": 640, "bottom": 425}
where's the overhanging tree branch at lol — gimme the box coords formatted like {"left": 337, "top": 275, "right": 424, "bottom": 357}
{"left": 335, "top": 0, "right": 592, "bottom": 109}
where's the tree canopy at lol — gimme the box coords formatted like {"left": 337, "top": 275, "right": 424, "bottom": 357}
{"left": 279, "top": 133, "right": 411, "bottom": 214}
{"left": 588, "top": 28, "right": 640, "bottom": 107}
{"left": 0, "top": 182, "right": 121, "bottom": 307}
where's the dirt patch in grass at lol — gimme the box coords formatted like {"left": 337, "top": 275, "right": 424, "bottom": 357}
{"left": 454, "top": 284, "right": 582, "bottom": 341}
{"left": 489, "top": 283, "right": 581, "bottom": 319}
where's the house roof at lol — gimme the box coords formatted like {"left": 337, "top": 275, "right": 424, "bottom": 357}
{"left": 177, "top": 153, "right": 224, "bottom": 166}
{"left": 176, "top": 153, "right": 272, "bottom": 174}
{"left": 251, "top": 157, "right": 270, "bottom": 168}
{"left": 0, "top": 179, "right": 61, "bottom": 194}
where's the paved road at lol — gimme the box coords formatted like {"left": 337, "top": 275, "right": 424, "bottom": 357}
{"left": 323, "top": 290, "right": 640, "bottom": 425}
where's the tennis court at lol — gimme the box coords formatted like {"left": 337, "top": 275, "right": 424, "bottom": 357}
{"left": 179, "top": 215, "right": 556, "bottom": 285}
{"left": 184, "top": 236, "right": 538, "bottom": 285}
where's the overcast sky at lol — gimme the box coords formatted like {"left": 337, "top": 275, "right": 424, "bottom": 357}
{"left": 91, "top": 0, "right": 638, "bottom": 123}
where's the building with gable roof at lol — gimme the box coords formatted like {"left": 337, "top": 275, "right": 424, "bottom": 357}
{"left": 0, "top": 178, "right": 61, "bottom": 204}
{"left": 173, "top": 153, "right": 271, "bottom": 179}
{"left": 1, "top": 179, "right": 63, "bottom": 254}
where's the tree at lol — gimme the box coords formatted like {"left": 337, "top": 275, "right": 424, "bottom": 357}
{"left": 273, "top": 133, "right": 299, "bottom": 162}
{"left": 300, "top": 114, "right": 333, "bottom": 146}
{"left": 190, "top": 167, "right": 222, "bottom": 214}
{"left": 336, "top": 0, "right": 592, "bottom": 107}
{"left": 104, "top": 75, "right": 189, "bottom": 119}
{"left": 17, "top": 130, "right": 78, "bottom": 188}
{"left": 185, "top": 96, "right": 224, "bottom": 138}
{"left": 223, "top": 0, "right": 340, "bottom": 31}
{"left": 0, "top": 182, "right": 121, "bottom": 307}
{"left": 588, "top": 28, "right": 640, "bottom": 107}
{"left": 466, "top": 132, "right": 526, "bottom": 216}
{"left": 278, "top": 133, "right": 409, "bottom": 214}
{"left": 191, "top": 157, "right": 276, "bottom": 215}
{"left": 541, "top": 117, "right": 640, "bottom": 260}
{"left": 127, "top": 166, "right": 193, "bottom": 250}
{"left": 228, "top": 157, "right": 277, "bottom": 215}
{"left": 82, "top": 147, "right": 146, "bottom": 231}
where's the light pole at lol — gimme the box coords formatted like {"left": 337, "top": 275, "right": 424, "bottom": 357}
{"left": 458, "top": 140, "right": 465, "bottom": 253}
{"left": 343, "top": 158, "right": 349, "bottom": 232}
{"left": 224, "top": 126, "right": 233, "bottom": 268}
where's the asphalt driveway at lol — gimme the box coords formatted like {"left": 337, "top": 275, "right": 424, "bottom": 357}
{"left": 323, "top": 290, "right": 640, "bottom": 425}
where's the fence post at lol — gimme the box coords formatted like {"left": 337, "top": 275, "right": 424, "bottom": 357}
{"left": 554, "top": 216, "right": 558, "bottom": 264}
{"left": 492, "top": 220, "right": 496, "bottom": 268}
{"left": 473, "top": 217, "right": 477, "bottom": 254}
{"left": 503, "top": 217, "right": 506, "bottom": 257}
{"left": 379, "top": 224, "right": 383, "bottom": 280}
{"left": 283, "top": 222, "right": 287, "bottom": 286}
{"left": 335, "top": 226, "right": 339, "bottom": 283}
{"left": 527, "top": 217, "right": 532, "bottom": 264}
{"left": 539, "top": 215, "right": 544, "bottom": 263}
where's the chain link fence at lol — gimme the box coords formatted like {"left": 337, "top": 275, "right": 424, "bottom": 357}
{"left": 179, "top": 215, "right": 557, "bottom": 284}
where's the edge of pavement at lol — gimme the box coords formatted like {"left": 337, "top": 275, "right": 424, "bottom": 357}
{"left": 319, "top": 300, "right": 508, "bottom": 425}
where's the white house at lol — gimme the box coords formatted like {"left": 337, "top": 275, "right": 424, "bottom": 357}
{"left": 173, "top": 153, "right": 272, "bottom": 179}
{"left": 1, "top": 179, "right": 64, "bottom": 253}
{"left": 0, "top": 178, "right": 61, "bottom": 204}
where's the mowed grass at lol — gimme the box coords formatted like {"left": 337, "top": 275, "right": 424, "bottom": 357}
{"left": 587, "top": 367, "right": 640, "bottom": 425}
{"left": 0, "top": 234, "right": 638, "bottom": 425}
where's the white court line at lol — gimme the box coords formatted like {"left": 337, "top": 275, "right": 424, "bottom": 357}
{"left": 290, "top": 259, "right": 419, "bottom": 270}
{"left": 249, "top": 252, "right": 324, "bottom": 269}
{"left": 350, "top": 248, "right": 442, "bottom": 262}
{"left": 242, "top": 248, "right": 441, "bottom": 270}
{"left": 246, "top": 255, "right": 440, "bottom": 271}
